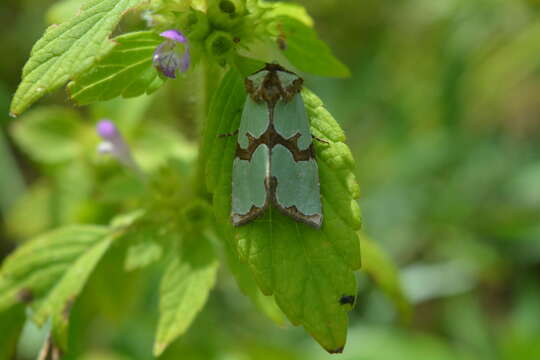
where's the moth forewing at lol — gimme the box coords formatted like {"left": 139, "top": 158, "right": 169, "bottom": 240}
{"left": 237, "top": 96, "right": 269, "bottom": 149}
{"left": 231, "top": 143, "right": 270, "bottom": 226}
{"left": 271, "top": 144, "right": 322, "bottom": 228}
{"left": 231, "top": 93, "right": 272, "bottom": 226}
{"left": 272, "top": 93, "right": 313, "bottom": 151}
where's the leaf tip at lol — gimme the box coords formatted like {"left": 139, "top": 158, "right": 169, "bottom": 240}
{"left": 153, "top": 342, "right": 166, "bottom": 357}
{"left": 328, "top": 346, "right": 344, "bottom": 354}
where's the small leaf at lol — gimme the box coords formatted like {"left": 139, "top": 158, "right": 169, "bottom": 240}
{"left": 359, "top": 233, "right": 412, "bottom": 322}
{"left": 154, "top": 235, "right": 219, "bottom": 356}
{"left": 125, "top": 240, "right": 163, "bottom": 271}
{"left": 10, "top": 106, "right": 83, "bottom": 164}
{"left": 0, "top": 307, "right": 25, "bottom": 360}
{"left": 123, "top": 225, "right": 166, "bottom": 272}
{"left": 271, "top": 16, "right": 350, "bottom": 78}
{"left": 68, "top": 31, "right": 165, "bottom": 105}
{"left": 206, "top": 70, "right": 361, "bottom": 353}
{"left": 0, "top": 225, "right": 112, "bottom": 350}
{"left": 10, "top": 0, "right": 145, "bottom": 116}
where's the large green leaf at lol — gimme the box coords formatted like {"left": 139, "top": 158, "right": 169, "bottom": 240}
{"left": 205, "top": 69, "right": 361, "bottom": 353}
{"left": 10, "top": 0, "right": 145, "bottom": 116}
{"left": 271, "top": 16, "right": 350, "bottom": 78}
{"left": 0, "top": 226, "right": 112, "bottom": 349}
{"left": 223, "top": 235, "right": 286, "bottom": 325}
{"left": 68, "top": 31, "right": 165, "bottom": 105}
{"left": 154, "top": 235, "right": 219, "bottom": 356}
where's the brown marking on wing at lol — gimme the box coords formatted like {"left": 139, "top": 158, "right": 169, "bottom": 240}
{"left": 245, "top": 64, "right": 303, "bottom": 105}
{"left": 236, "top": 128, "right": 314, "bottom": 161}
{"left": 232, "top": 205, "right": 267, "bottom": 227}
{"left": 267, "top": 175, "right": 322, "bottom": 229}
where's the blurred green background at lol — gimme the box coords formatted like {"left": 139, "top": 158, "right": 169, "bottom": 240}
{"left": 2, "top": 0, "right": 540, "bottom": 359}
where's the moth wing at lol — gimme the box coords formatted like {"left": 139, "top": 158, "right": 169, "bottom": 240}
{"left": 273, "top": 94, "right": 312, "bottom": 150}
{"left": 232, "top": 98, "right": 271, "bottom": 226}
{"left": 271, "top": 144, "right": 322, "bottom": 228}
{"left": 237, "top": 97, "right": 270, "bottom": 149}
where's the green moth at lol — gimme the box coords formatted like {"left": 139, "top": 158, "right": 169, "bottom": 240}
{"left": 231, "top": 64, "right": 323, "bottom": 228}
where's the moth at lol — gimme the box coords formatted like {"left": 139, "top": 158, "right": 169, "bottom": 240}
{"left": 230, "top": 63, "right": 323, "bottom": 228}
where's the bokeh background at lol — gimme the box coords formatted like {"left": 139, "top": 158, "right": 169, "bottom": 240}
{"left": 2, "top": 0, "right": 540, "bottom": 359}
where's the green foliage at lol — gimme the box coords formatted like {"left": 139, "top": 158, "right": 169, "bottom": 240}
{"left": 0, "top": 226, "right": 114, "bottom": 351}
{"left": 204, "top": 69, "right": 361, "bottom": 352}
{"left": 9, "top": 0, "right": 145, "bottom": 116}
{"left": 154, "top": 235, "right": 218, "bottom": 356}
{"left": 11, "top": 106, "right": 83, "bottom": 164}
{"left": 0, "top": 0, "right": 407, "bottom": 357}
{"left": 0, "top": 306, "right": 25, "bottom": 360}
{"left": 68, "top": 31, "right": 165, "bottom": 105}
{"left": 270, "top": 17, "right": 350, "bottom": 78}
{"left": 46, "top": 0, "right": 86, "bottom": 24}
{"left": 0, "top": 226, "right": 110, "bottom": 313}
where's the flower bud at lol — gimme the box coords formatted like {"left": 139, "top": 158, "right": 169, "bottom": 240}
{"left": 178, "top": 9, "right": 210, "bottom": 40}
{"left": 205, "top": 31, "right": 235, "bottom": 61}
{"left": 207, "top": 0, "right": 246, "bottom": 29}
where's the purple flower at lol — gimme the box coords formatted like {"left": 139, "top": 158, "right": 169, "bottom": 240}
{"left": 96, "top": 119, "right": 145, "bottom": 179}
{"left": 153, "top": 30, "right": 190, "bottom": 79}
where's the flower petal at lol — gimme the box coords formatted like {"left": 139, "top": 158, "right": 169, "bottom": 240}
{"left": 160, "top": 29, "right": 187, "bottom": 44}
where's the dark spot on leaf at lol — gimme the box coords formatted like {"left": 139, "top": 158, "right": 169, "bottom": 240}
{"left": 328, "top": 346, "right": 344, "bottom": 354}
{"left": 339, "top": 295, "right": 355, "bottom": 305}
{"left": 16, "top": 288, "right": 33, "bottom": 303}
{"left": 233, "top": 36, "right": 241, "bottom": 43}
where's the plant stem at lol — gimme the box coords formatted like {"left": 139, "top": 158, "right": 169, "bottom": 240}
{"left": 194, "top": 58, "right": 222, "bottom": 199}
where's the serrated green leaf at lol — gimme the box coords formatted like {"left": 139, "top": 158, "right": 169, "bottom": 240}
{"left": 0, "top": 225, "right": 112, "bottom": 350}
{"left": 10, "top": 106, "right": 83, "bottom": 164}
{"left": 10, "top": 0, "right": 145, "bottom": 116}
{"left": 205, "top": 69, "right": 361, "bottom": 353}
{"left": 223, "top": 235, "right": 286, "bottom": 325}
{"left": 154, "top": 235, "right": 219, "bottom": 356}
{"left": 271, "top": 16, "right": 350, "bottom": 78}
{"left": 68, "top": 31, "right": 165, "bottom": 105}
{"left": 47, "top": 0, "right": 86, "bottom": 24}
{"left": 0, "top": 307, "right": 25, "bottom": 360}
{"left": 359, "top": 233, "right": 412, "bottom": 322}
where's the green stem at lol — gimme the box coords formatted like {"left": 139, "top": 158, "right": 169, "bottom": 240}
{"left": 194, "top": 58, "right": 223, "bottom": 198}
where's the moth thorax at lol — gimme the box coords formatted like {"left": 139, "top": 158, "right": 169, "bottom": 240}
{"left": 262, "top": 84, "right": 282, "bottom": 104}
